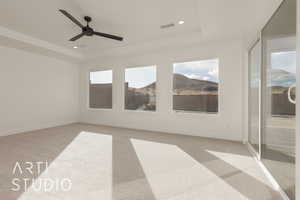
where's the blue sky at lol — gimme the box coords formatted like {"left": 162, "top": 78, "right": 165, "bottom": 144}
{"left": 90, "top": 59, "right": 219, "bottom": 87}
{"left": 174, "top": 59, "right": 219, "bottom": 83}
{"left": 90, "top": 67, "right": 156, "bottom": 88}
{"left": 271, "top": 51, "right": 296, "bottom": 73}
{"left": 125, "top": 66, "right": 156, "bottom": 88}
{"left": 90, "top": 70, "right": 112, "bottom": 84}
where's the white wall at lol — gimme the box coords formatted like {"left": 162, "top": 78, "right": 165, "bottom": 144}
{"left": 79, "top": 40, "right": 244, "bottom": 141}
{"left": 0, "top": 46, "right": 79, "bottom": 136}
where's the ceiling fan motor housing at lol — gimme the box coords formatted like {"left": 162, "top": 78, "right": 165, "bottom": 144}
{"left": 83, "top": 16, "right": 93, "bottom": 36}
{"left": 83, "top": 26, "right": 94, "bottom": 36}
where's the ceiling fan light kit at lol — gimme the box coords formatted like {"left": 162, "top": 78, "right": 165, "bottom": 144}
{"left": 59, "top": 9, "right": 123, "bottom": 42}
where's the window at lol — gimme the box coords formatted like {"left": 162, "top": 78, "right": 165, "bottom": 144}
{"left": 125, "top": 66, "right": 156, "bottom": 111}
{"left": 89, "top": 70, "right": 113, "bottom": 109}
{"left": 270, "top": 51, "right": 296, "bottom": 116}
{"left": 173, "top": 59, "right": 219, "bottom": 113}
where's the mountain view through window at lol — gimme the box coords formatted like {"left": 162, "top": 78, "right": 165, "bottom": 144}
{"left": 125, "top": 66, "right": 156, "bottom": 111}
{"left": 173, "top": 59, "right": 219, "bottom": 113}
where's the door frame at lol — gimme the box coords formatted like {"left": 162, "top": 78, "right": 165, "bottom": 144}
{"left": 247, "top": 37, "right": 262, "bottom": 160}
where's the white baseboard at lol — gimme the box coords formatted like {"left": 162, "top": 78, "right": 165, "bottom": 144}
{"left": 246, "top": 142, "right": 291, "bottom": 200}
{"left": 0, "top": 120, "right": 78, "bottom": 137}
{"left": 79, "top": 119, "right": 243, "bottom": 142}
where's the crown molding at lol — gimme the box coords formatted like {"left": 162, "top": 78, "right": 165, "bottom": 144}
{"left": 0, "top": 26, "right": 84, "bottom": 61}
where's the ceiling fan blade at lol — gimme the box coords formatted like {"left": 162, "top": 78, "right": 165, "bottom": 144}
{"left": 69, "top": 32, "right": 85, "bottom": 41}
{"left": 59, "top": 9, "right": 84, "bottom": 28}
{"left": 93, "top": 31, "right": 123, "bottom": 41}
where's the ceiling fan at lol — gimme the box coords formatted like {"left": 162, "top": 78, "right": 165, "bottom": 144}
{"left": 59, "top": 9, "right": 123, "bottom": 42}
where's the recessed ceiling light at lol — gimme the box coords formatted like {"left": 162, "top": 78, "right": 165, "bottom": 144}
{"left": 73, "top": 46, "right": 78, "bottom": 49}
{"left": 178, "top": 20, "right": 185, "bottom": 25}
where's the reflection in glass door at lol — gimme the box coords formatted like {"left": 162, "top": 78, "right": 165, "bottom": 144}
{"left": 261, "top": 0, "right": 296, "bottom": 199}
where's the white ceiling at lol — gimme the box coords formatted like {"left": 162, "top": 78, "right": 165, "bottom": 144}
{"left": 0, "top": 0, "right": 282, "bottom": 59}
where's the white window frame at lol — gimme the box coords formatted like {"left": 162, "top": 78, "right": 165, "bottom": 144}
{"left": 123, "top": 65, "right": 158, "bottom": 112}
{"left": 88, "top": 69, "right": 113, "bottom": 110}
{"left": 172, "top": 58, "right": 220, "bottom": 115}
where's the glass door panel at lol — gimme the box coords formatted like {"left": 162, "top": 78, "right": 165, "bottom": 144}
{"left": 261, "top": 0, "right": 296, "bottom": 199}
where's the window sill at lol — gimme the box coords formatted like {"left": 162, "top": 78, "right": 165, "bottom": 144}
{"left": 173, "top": 110, "right": 219, "bottom": 116}
{"left": 88, "top": 108, "right": 113, "bottom": 111}
{"left": 123, "top": 109, "right": 157, "bottom": 114}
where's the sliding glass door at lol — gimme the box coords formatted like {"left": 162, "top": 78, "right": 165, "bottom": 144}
{"left": 261, "top": 0, "right": 296, "bottom": 199}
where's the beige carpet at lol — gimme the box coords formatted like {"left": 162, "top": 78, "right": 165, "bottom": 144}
{"left": 0, "top": 123, "right": 283, "bottom": 200}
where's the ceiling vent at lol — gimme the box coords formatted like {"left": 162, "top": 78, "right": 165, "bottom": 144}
{"left": 160, "top": 23, "right": 175, "bottom": 29}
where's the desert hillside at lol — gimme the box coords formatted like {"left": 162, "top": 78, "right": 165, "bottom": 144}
{"left": 173, "top": 73, "right": 218, "bottom": 95}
